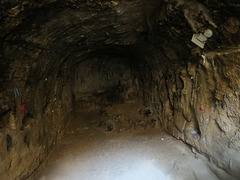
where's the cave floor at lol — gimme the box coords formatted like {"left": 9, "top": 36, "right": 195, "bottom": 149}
{"left": 38, "top": 110, "right": 219, "bottom": 180}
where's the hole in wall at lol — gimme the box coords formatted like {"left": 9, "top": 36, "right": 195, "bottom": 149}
{"left": 6, "top": 134, "right": 12, "bottom": 152}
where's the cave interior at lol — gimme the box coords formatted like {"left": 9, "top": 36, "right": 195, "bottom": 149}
{"left": 0, "top": 0, "right": 240, "bottom": 179}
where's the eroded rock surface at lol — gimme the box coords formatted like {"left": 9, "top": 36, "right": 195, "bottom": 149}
{"left": 0, "top": 0, "right": 239, "bottom": 179}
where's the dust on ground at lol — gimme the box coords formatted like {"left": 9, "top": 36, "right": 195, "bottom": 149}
{"left": 39, "top": 107, "right": 219, "bottom": 180}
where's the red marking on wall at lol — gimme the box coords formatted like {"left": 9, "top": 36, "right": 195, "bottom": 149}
{"left": 21, "top": 105, "right": 26, "bottom": 115}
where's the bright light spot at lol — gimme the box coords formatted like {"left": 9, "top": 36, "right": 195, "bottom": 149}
{"left": 116, "top": 161, "right": 170, "bottom": 180}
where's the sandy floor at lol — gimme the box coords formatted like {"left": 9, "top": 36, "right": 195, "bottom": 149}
{"left": 38, "top": 111, "right": 219, "bottom": 180}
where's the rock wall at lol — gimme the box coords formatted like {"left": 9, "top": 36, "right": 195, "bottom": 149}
{"left": 153, "top": 49, "right": 240, "bottom": 178}
{"left": 0, "top": 0, "right": 239, "bottom": 179}
{"left": 0, "top": 45, "right": 73, "bottom": 179}
{"left": 73, "top": 55, "right": 139, "bottom": 109}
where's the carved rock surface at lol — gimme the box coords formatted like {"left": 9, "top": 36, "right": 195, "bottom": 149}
{"left": 0, "top": 0, "right": 239, "bottom": 179}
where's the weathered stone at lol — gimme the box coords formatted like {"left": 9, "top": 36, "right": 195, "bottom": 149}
{"left": 0, "top": 0, "right": 239, "bottom": 179}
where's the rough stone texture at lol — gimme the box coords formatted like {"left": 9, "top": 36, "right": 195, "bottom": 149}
{"left": 0, "top": 0, "right": 239, "bottom": 179}
{"left": 0, "top": 54, "right": 73, "bottom": 180}
{"left": 154, "top": 49, "right": 240, "bottom": 178}
{"left": 73, "top": 55, "right": 138, "bottom": 109}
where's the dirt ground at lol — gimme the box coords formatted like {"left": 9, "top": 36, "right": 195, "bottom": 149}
{"left": 38, "top": 109, "right": 220, "bottom": 180}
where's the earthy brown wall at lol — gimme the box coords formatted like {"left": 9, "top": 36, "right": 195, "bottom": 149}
{"left": 0, "top": 0, "right": 239, "bottom": 179}
{"left": 150, "top": 49, "right": 240, "bottom": 177}
{"left": 73, "top": 55, "right": 138, "bottom": 108}
{"left": 0, "top": 47, "right": 73, "bottom": 179}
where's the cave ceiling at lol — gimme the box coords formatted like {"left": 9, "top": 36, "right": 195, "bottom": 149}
{"left": 0, "top": 0, "right": 239, "bottom": 64}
